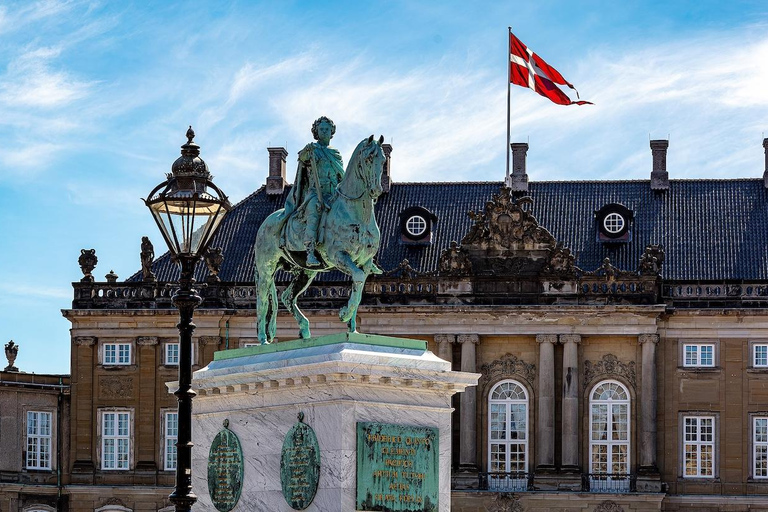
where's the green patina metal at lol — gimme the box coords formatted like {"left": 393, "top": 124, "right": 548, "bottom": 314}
{"left": 254, "top": 117, "right": 386, "bottom": 343}
{"left": 215, "top": 332, "right": 427, "bottom": 361}
{"left": 356, "top": 422, "right": 439, "bottom": 512}
{"left": 280, "top": 412, "right": 321, "bottom": 510}
{"left": 207, "top": 420, "right": 244, "bottom": 512}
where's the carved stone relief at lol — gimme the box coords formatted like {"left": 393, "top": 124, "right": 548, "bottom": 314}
{"left": 488, "top": 493, "right": 523, "bottom": 512}
{"left": 595, "top": 500, "right": 625, "bottom": 512}
{"left": 100, "top": 376, "right": 134, "bottom": 399}
{"left": 583, "top": 354, "right": 636, "bottom": 389}
{"left": 480, "top": 353, "right": 536, "bottom": 387}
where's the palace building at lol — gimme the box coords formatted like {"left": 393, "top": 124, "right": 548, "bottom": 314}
{"left": 3, "top": 137, "right": 768, "bottom": 511}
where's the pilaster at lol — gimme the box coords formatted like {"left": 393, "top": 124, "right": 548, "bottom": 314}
{"left": 535, "top": 334, "right": 557, "bottom": 471}
{"left": 433, "top": 334, "right": 455, "bottom": 363}
{"left": 560, "top": 334, "right": 581, "bottom": 472}
{"left": 457, "top": 334, "right": 479, "bottom": 471}
{"left": 72, "top": 336, "right": 97, "bottom": 479}
{"left": 136, "top": 336, "right": 158, "bottom": 475}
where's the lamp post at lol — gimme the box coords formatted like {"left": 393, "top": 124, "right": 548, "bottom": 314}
{"left": 145, "top": 127, "right": 231, "bottom": 511}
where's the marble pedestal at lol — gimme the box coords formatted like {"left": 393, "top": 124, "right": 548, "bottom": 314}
{"left": 187, "top": 332, "right": 480, "bottom": 511}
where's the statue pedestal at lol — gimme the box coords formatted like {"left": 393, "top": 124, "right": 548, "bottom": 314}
{"left": 189, "top": 332, "right": 479, "bottom": 511}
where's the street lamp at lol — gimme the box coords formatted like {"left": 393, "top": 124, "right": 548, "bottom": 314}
{"left": 145, "top": 126, "right": 231, "bottom": 511}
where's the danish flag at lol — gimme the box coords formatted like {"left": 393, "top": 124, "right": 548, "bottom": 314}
{"left": 509, "top": 32, "right": 592, "bottom": 106}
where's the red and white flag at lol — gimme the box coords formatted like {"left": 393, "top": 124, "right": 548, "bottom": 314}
{"left": 509, "top": 32, "right": 592, "bottom": 106}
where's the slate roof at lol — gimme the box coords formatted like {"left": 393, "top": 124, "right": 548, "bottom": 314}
{"left": 131, "top": 178, "right": 768, "bottom": 283}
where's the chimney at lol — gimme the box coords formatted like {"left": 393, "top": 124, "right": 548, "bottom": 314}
{"left": 763, "top": 138, "right": 768, "bottom": 189}
{"left": 506, "top": 143, "right": 529, "bottom": 193}
{"left": 381, "top": 143, "right": 393, "bottom": 193}
{"left": 650, "top": 139, "right": 669, "bottom": 191}
{"left": 266, "top": 147, "right": 288, "bottom": 195}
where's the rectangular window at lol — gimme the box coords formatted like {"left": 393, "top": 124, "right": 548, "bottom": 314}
{"left": 683, "top": 416, "right": 715, "bottom": 478}
{"left": 165, "top": 343, "right": 180, "bottom": 365}
{"left": 164, "top": 343, "right": 193, "bottom": 366}
{"left": 755, "top": 345, "right": 768, "bottom": 368}
{"left": 102, "top": 411, "right": 130, "bottom": 470}
{"left": 103, "top": 343, "right": 131, "bottom": 365}
{"left": 26, "top": 411, "right": 52, "bottom": 470}
{"left": 755, "top": 417, "right": 768, "bottom": 479}
{"left": 683, "top": 344, "right": 715, "bottom": 367}
{"left": 164, "top": 412, "right": 178, "bottom": 471}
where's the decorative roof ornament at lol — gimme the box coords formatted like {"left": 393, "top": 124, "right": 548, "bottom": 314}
{"left": 437, "top": 241, "right": 473, "bottom": 276}
{"left": 461, "top": 187, "right": 556, "bottom": 250}
{"left": 141, "top": 236, "right": 156, "bottom": 282}
{"left": 170, "top": 125, "right": 211, "bottom": 179}
{"left": 205, "top": 247, "right": 224, "bottom": 282}
{"left": 638, "top": 244, "right": 665, "bottom": 276}
{"left": 78, "top": 249, "right": 98, "bottom": 282}
{"left": 4, "top": 340, "right": 19, "bottom": 372}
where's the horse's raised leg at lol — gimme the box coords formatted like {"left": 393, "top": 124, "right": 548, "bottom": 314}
{"left": 327, "top": 250, "right": 367, "bottom": 331}
{"left": 281, "top": 269, "right": 318, "bottom": 339}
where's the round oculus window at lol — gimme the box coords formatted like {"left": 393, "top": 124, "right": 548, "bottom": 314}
{"left": 405, "top": 215, "right": 428, "bottom": 237}
{"left": 603, "top": 212, "right": 625, "bottom": 234}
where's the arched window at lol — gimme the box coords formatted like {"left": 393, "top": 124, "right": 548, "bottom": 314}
{"left": 487, "top": 380, "right": 529, "bottom": 490}
{"left": 589, "top": 380, "right": 630, "bottom": 491}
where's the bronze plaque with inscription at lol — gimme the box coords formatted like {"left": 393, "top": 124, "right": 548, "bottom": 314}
{"left": 356, "top": 422, "right": 438, "bottom": 512}
{"left": 280, "top": 412, "right": 320, "bottom": 510}
{"left": 207, "top": 420, "right": 244, "bottom": 512}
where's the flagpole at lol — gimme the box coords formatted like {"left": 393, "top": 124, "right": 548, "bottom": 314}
{"left": 506, "top": 26, "right": 511, "bottom": 187}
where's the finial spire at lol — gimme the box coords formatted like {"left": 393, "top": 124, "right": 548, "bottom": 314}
{"left": 186, "top": 125, "right": 195, "bottom": 144}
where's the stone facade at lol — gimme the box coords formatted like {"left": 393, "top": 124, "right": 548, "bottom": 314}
{"left": 4, "top": 179, "right": 768, "bottom": 511}
{"left": 0, "top": 371, "right": 70, "bottom": 511}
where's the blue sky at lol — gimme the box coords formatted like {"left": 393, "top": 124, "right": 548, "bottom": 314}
{"left": 1, "top": 0, "right": 767, "bottom": 374}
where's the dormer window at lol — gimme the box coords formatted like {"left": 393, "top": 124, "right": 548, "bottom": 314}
{"left": 405, "top": 215, "right": 427, "bottom": 237}
{"left": 603, "top": 212, "right": 625, "bottom": 234}
{"left": 595, "top": 203, "right": 633, "bottom": 243}
{"left": 399, "top": 207, "right": 437, "bottom": 245}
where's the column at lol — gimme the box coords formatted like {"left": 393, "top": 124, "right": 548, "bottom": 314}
{"left": 560, "top": 334, "right": 581, "bottom": 471}
{"left": 136, "top": 336, "right": 158, "bottom": 471}
{"left": 536, "top": 334, "right": 557, "bottom": 470}
{"left": 457, "top": 334, "right": 479, "bottom": 470}
{"left": 72, "top": 336, "right": 96, "bottom": 475}
{"left": 639, "top": 334, "right": 659, "bottom": 471}
{"left": 433, "top": 334, "right": 455, "bottom": 364}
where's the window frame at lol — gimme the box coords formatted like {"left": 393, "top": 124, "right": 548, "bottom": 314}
{"left": 163, "top": 341, "right": 195, "bottom": 366}
{"left": 162, "top": 410, "right": 179, "bottom": 472}
{"left": 680, "top": 342, "right": 717, "bottom": 369}
{"left": 588, "top": 380, "right": 631, "bottom": 477}
{"left": 102, "top": 342, "right": 132, "bottom": 366}
{"left": 753, "top": 343, "right": 768, "bottom": 368}
{"left": 25, "top": 410, "right": 53, "bottom": 470}
{"left": 680, "top": 414, "right": 717, "bottom": 479}
{"left": 487, "top": 379, "right": 530, "bottom": 477}
{"left": 99, "top": 409, "right": 133, "bottom": 471}
{"left": 753, "top": 415, "right": 768, "bottom": 480}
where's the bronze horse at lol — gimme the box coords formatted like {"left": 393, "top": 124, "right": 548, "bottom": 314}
{"left": 253, "top": 135, "right": 385, "bottom": 343}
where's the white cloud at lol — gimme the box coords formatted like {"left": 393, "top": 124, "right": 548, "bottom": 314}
{"left": 1, "top": 45, "right": 93, "bottom": 108}
{"left": 0, "top": 282, "right": 71, "bottom": 300}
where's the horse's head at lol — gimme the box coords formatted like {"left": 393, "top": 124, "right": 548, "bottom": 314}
{"left": 341, "top": 134, "right": 386, "bottom": 201}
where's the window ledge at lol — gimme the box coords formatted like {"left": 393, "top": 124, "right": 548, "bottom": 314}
{"left": 678, "top": 477, "right": 718, "bottom": 482}
{"left": 100, "top": 364, "right": 136, "bottom": 371}
{"left": 677, "top": 367, "right": 720, "bottom": 373}
{"left": 747, "top": 477, "right": 768, "bottom": 483}
{"left": 747, "top": 368, "right": 768, "bottom": 374}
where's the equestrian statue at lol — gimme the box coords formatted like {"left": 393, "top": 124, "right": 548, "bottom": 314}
{"left": 254, "top": 116, "right": 385, "bottom": 344}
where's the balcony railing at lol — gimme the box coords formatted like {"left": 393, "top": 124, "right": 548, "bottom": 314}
{"left": 581, "top": 473, "right": 636, "bottom": 493}
{"left": 478, "top": 472, "right": 533, "bottom": 492}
